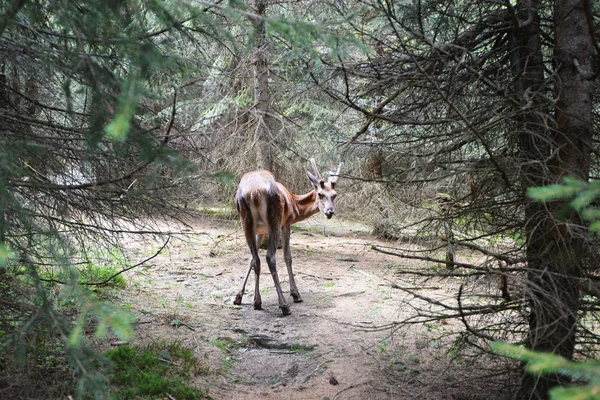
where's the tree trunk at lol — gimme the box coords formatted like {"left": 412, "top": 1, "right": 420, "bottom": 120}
{"left": 252, "top": 0, "right": 273, "bottom": 171}
{"left": 517, "top": 0, "right": 593, "bottom": 398}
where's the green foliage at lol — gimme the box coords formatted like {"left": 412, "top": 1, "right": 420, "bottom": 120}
{"left": 0, "top": 243, "right": 14, "bottom": 266}
{"left": 105, "top": 78, "right": 141, "bottom": 142}
{"left": 0, "top": 0, "right": 212, "bottom": 397}
{"left": 266, "top": 17, "right": 364, "bottom": 60}
{"left": 209, "top": 337, "right": 241, "bottom": 373}
{"left": 210, "top": 170, "right": 238, "bottom": 189}
{"left": 509, "top": 177, "right": 600, "bottom": 399}
{"left": 527, "top": 177, "right": 592, "bottom": 207}
{"left": 493, "top": 342, "right": 600, "bottom": 399}
{"left": 104, "top": 342, "right": 209, "bottom": 399}
{"left": 67, "top": 292, "right": 135, "bottom": 349}
{"left": 79, "top": 245, "right": 129, "bottom": 289}
{"left": 80, "top": 264, "right": 128, "bottom": 289}
{"left": 527, "top": 177, "right": 600, "bottom": 232}
{"left": 0, "top": 272, "right": 122, "bottom": 398}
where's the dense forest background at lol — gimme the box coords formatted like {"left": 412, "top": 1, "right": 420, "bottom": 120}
{"left": 1, "top": 0, "right": 599, "bottom": 399}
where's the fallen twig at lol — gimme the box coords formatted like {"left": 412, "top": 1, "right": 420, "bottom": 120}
{"left": 336, "top": 291, "right": 365, "bottom": 297}
{"left": 301, "top": 361, "right": 327, "bottom": 384}
{"left": 378, "top": 283, "right": 440, "bottom": 290}
{"left": 297, "top": 271, "right": 335, "bottom": 280}
{"left": 349, "top": 266, "right": 374, "bottom": 279}
{"left": 333, "top": 380, "right": 375, "bottom": 399}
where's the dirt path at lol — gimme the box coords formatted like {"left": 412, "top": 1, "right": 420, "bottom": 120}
{"left": 116, "top": 214, "right": 452, "bottom": 400}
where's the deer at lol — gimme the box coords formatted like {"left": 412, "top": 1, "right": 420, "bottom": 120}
{"left": 233, "top": 159, "right": 343, "bottom": 316}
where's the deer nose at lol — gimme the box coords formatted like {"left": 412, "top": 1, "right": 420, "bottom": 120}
{"left": 325, "top": 209, "right": 335, "bottom": 219}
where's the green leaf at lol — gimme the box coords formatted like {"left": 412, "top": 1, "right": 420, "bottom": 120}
{"left": 562, "top": 176, "right": 588, "bottom": 186}
{"left": 104, "top": 79, "right": 138, "bottom": 142}
{"left": 95, "top": 317, "right": 108, "bottom": 338}
{"left": 571, "top": 189, "right": 600, "bottom": 211}
{"left": 492, "top": 341, "right": 530, "bottom": 359}
{"left": 492, "top": 342, "right": 568, "bottom": 375}
{"left": 581, "top": 208, "right": 600, "bottom": 220}
{"left": 526, "top": 184, "right": 580, "bottom": 202}
{"left": 95, "top": 306, "right": 135, "bottom": 340}
{"left": 557, "top": 359, "right": 600, "bottom": 380}
{"left": 210, "top": 170, "right": 238, "bottom": 188}
{"left": 0, "top": 243, "right": 14, "bottom": 266}
{"left": 588, "top": 221, "right": 600, "bottom": 233}
{"left": 551, "top": 384, "right": 600, "bottom": 400}
{"left": 494, "top": 342, "right": 600, "bottom": 398}
{"left": 68, "top": 310, "right": 88, "bottom": 348}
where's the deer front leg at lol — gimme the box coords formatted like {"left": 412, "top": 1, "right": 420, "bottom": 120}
{"left": 282, "top": 224, "right": 302, "bottom": 303}
{"left": 252, "top": 256, "right": 262, "bottom": 310}
{"left": 252, "top": 234, "right": 264, "bottom": 309}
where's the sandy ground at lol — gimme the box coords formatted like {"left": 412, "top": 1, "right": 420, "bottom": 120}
{"left": 113, "top": 213, "right": 479, "bottom": 400}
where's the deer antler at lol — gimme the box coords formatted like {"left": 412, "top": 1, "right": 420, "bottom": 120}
{"left": 309, "top": 158, "right": 322, "bottom": 180}
{"left": 328, "top": 162, "right": 343, "bottom": 184}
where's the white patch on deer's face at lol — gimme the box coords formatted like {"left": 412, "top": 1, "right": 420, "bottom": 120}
{"left": 317, "top": 183, "right": 337, "bottom": 219}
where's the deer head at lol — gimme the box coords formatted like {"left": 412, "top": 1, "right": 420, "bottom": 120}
{"left": 306, "top": 159, "right": 343, "bottom": 219}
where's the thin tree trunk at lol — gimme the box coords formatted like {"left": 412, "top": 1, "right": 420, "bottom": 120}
{"left": 252, "top": 0, "right": 273, "bottom": 171}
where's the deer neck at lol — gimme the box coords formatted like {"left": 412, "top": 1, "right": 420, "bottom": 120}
{"left": 292, "top": 191, "right": 319, "bottom": 224}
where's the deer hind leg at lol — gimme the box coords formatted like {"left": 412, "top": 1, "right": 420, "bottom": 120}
{"left": 235, "top": 198, "right": 262, "bottom": 309}
{"left": 282, "top": 224, "right": 302, "bottom": 303}
{"left": 266, "top": 196, "right": 291, "bottom": 316}
{"left": 234, "top": 264, "right": 251, "bottom": 305}
{"left": 234, "top": 234, "right": 263, "bottom": 306}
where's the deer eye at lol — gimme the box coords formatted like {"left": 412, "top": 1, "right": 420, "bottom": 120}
{"left": 318, "top": 193, "right": 324, "bottom": 199}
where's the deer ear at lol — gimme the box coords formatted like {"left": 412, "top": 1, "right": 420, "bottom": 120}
{"left": 306, "top": 170, "right": 320, "bottom": 188}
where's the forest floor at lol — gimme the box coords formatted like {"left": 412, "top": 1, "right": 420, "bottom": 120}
{"left": 107, "top": 212, "right": 505, "bottom": 400}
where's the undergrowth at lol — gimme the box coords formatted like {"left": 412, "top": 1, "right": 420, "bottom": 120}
{"left": 104, "top": 341, "right": 210, "bottom": 399}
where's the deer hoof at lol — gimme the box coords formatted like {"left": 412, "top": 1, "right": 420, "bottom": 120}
{"left": 233, "top": 294, "right": 243, "bottom": 305}
{"left": 292, "top": 294, "right": 303, "bottom": 303}
{"left": 280, "top": 305, "right": 291, "bottom": 316}
{"left": 254, "top": 302, "right": 262, "bottom": 310}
